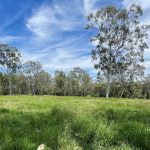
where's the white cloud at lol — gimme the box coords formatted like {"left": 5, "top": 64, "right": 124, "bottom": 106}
{"left": 26, "top": 5, "right": 65, "bottom": 39}
{"left": 26, "top": 6, "right": 53, "bottom": 38}
{"left": 144, "top": 61, "right": 150, "bottom": 74}
{"left": 0, "top": 35, "right": 24, "bottom": 43}
{"left": 83, "top": 0, "right": 99, "bottom": 15}
{"left": 26, "top": 0, "right": 100, "bottom": 41}
{"left": 26, "top": 2, "right": 83, "bottom": 41}
{"left": 44, "top": 54, "right": 92, "bottom": 71}
{"left": 22, "top": 47, "right": 93, "bottom": 74}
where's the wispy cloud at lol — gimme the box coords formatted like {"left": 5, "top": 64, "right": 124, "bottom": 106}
{"left": 83, "top": 0, "right": 99, "bottom": 15}
{"left": 22, "top": 46, "right": 93, "bottom": 74}
{"left": 43, "top": 48, "right": 92, "bottom": 71}
{"left": 26, "top": 2, "right": 84, "bottom": 41}
{"left": 0, "top": 35, "right": 25, "bottom": 43}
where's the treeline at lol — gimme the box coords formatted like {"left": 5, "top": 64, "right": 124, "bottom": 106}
{"left": 0, "top": 60, "right": 150, "bottom": 98}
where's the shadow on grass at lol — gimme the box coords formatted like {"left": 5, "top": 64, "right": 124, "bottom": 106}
{"left": 0, "top": 108, "right": 10, "bottom": 113}
{"left": 93, "top": 107, "right": 150, "bottom": 124}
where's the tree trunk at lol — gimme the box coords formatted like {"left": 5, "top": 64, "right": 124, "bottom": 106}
{"left": 120, "top": 91, "right": 124, "bottom": 98}
{"left": 7, "top": 69, "right": 12, "bottom": 95}
{"left": 8, "top": 74, "right": 12, "bottom": 95}
{"left": 33, "top": 86, "right": 35, "bottom": 95}
{"left": 120, "top": 87, "right": 124, "bottom": 98}
{"left": 144, "top": 91, "right": 147, "bottom": 99}
{"left": 31, "top": 81, "right": 35, "bottom": 95}
{"left": 69, "top": 80, "right": 72, "bottom": 96}
{"left": 106, "top": 76, "right": 110, "bottom": 98}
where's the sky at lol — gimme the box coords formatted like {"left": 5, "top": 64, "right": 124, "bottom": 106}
{"left": 0, "top": 0, "right": 150, "bottom": 77}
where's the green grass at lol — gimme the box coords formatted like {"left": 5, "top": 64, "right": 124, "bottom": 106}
{"left": 0, "top": 96, "right": 150, "bottom": 150}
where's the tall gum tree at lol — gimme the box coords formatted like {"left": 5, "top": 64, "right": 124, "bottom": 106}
{"left": 86, "top": 4, "right": 150, "bottom": 98}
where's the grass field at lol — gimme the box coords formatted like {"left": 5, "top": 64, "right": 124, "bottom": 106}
{"left": 0, "top": 96, "right": 150, "bottom": 150}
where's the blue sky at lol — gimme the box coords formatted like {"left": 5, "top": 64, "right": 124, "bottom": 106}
{"left": 0, "top": 0, "right": 150, "bottom": 76}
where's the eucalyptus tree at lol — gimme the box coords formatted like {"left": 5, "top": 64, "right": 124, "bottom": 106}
{"left": 66, "top": 67, "right": 91, "bottom": 96}
{"left": 23, "top": 61, "right": 42, "bottom": 95}
{"left": 15, "top": 73, "right": 28, "bottom": 94}
{"left": 86, "top": 4, "right": 150, "bottom": 98}
{"left": 73, "top": 67, "right": 91, "bottom": 96}
{"left": 35, "top": 70, "right": 52, "bottom": 95}
{"left": 54, "top": 70, "right": 66, "bottom": 96}
{"left": 67, "top": 70, "right": 79, "bottom": 96}
{"left": 0, "top": 44, "right": 21, "bottom": 95}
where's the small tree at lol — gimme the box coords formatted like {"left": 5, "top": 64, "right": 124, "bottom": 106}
{"left": 0, "top": 44, "right": 21, "bottom": 95}
{"left": 86, "top": 4, "right": 150, "bottom": 98}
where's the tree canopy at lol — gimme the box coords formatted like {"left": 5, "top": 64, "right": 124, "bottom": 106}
{"left": 86, "top": 4, "right": 150, "bottom": 98}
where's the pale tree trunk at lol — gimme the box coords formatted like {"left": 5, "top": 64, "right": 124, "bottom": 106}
{"left": 69, "top": 80, "right": 72, "bottom": 96}
{"left": 120, "top": 84, "right": 124, "bottom": 98}
{"left": 106, "top": 75, "right": 111, "bottom": 98}
{"left": 120, "top": 90, "right": 124, "bottom": 98}
{"left": 30, "top": 81, "right": 34, "bottom": 95}
{"left": 31, "top": 77, "right": 36, "bottom": 95}
{"left": 8, "top": 74, "right": 12, "bottom": 95}
{"left": 32, "top": 84, "right": 35, "bottom": 95}
{"left": 7, "top": 69, "right": 12, "bottom": 95}
{"left": 144, "top": 91, "right": 147, "bottom": 99}
{"left": 83, "top": 86, "right": 85, "bottom": 96}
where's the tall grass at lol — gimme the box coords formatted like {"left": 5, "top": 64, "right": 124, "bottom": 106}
{"left": 0, "top": 96, "right": 149, "bottom": 149}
